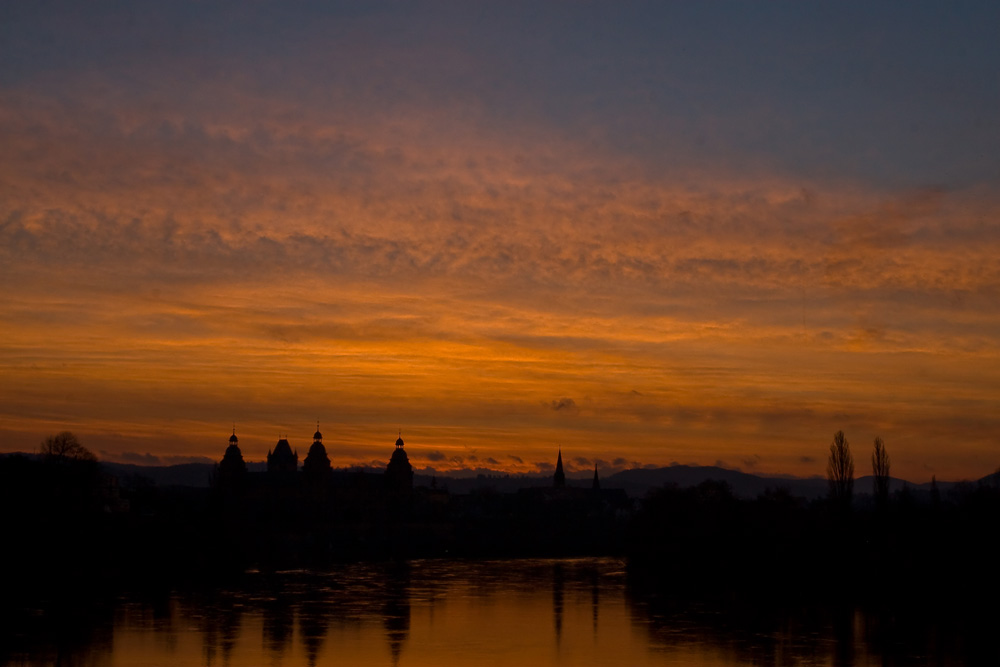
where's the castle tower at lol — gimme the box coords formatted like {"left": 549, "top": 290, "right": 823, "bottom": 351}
{"left": 267, "top": 436, "right": 298, "bottom": 474}
{"left": 218, "top": 428, "right": 247, "bottom": 478}
{"left": 303, "top": 424, "right": 331, "bottom": 477}
{"left": 219, "top": 434, "right": 247, "bottom": 475}
{"left": 386, "top": 432, "right": 414, "bottom": 494}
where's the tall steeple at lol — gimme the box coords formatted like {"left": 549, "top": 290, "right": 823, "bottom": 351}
{"left": 554, "top": 448, "right": 565, "bottom": 488}
{"left": 592, "top": 464, "right": 600, "bottom": 490}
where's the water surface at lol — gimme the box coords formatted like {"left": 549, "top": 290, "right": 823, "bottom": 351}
{"left": 4, "top": 558, "right": 993, "bottom": 666}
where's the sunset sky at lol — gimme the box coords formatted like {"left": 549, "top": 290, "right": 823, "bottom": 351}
{"left": 2, "top": 2, "right": 999, "bottom": 481}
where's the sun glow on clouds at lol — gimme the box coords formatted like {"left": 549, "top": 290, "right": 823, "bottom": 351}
{"left": 2, "top": 3, "right": 1000, "bottom": 481}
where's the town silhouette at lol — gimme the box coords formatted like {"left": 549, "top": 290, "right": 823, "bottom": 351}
{"left": 3, "top": 428, "right": 1000, "bottom": 665}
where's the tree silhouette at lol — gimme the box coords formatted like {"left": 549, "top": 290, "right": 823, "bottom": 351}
{"left": 872, "top": 436, "right": 890, "bottom": 508}
{"left": 827, "top": 430, "right": 854, "bottom": 507}
{"left": 40, "top": 431, "right": 96, "bottom": 462}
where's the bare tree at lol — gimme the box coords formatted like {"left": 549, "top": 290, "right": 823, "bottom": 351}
{"left": 827, "top": 430, "right": 854, "bottom": 507}
{"left": 872, "top": 436, "right": 890, "bottom": 508}
{"left": 40, "top": 431, "right": 96, "bottom": 462}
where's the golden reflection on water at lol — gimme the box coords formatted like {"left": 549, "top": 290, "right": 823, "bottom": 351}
{"left": 99, "top": 558, "right": 743, "bottom": 667}
{"left": 18, "top": 558, "right": 950, "bottom": 667}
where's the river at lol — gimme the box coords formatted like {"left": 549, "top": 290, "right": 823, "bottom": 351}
{"left": 3, "top": 557, "right": 994, "bottom": 666}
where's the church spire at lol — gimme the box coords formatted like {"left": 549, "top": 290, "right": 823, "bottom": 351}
{"left": 592, "top": 464, "right": 600, "bottom": 490}
{"left": 554, "top": 448, "right": 565, "bottom": 488}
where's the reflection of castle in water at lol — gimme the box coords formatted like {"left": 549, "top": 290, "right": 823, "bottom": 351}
{"left": 193, "top": 567, "right": 412, "bottom": 667}
{"left": 199, "top": 595, "right": 243, "bottom": 667}
{"left": 382, "top": 564, "right": 411, "bottom": 667}
{"left": 262, "top": 589, "right": 295, "bottom": 658}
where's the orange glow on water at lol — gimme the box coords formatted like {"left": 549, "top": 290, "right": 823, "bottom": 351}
{"left": 84, "top": 561, "right": 801, "bottom": 667}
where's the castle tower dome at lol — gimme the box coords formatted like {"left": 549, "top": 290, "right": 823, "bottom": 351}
{"left": 304, "top": 422, "right": 331, "bottom": 479}
{"left": 218, "top": 427, "right": 247, "bottom": 479}
{"left": 386, "top": 431, "right": 413, "bottom": 494}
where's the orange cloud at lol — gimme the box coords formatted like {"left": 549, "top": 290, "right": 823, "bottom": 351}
{"left": 2, "top": 78, "right": 1000, "bottom": 482}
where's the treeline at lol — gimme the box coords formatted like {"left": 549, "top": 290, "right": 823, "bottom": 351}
{"left": 0, "top": 445, "right": 216, "bottom": 599}
{"left": 4, "top": 430, "right": 999, "bottom": 605}
{"left": 627, "top": 432, "right": 1000, "bottom": 602}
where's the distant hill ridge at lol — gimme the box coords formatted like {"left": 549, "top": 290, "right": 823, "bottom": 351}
{"left": 601, "top": 465, "right": 956, "bottom": 500}
{"left": 0, "top": 453, "right": 972, "bottom": 499}
{"left": 93, "top": 458, "right": 969, "bottom": 499}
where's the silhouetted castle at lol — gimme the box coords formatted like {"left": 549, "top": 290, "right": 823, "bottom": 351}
{"left": 386, "top": 433, "right": 413, "bottom": 494}
{"left": 215, "top": 427, "right": 415, "bottom": 498}
{"left": 212, "top": 428, "right": 630, "bottom": 560}
{"left": 218, "top": 429, "right": 247, "bottom": 481}
{"left": 267, "top": 437, "right": 298, "bottom": 473}
{"left": 303, "top": 427, "right": 332, "bottom": 479}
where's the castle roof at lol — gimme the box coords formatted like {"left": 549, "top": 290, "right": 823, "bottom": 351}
{"left": 273, "top": 438, "right": 293, "bottom": 457}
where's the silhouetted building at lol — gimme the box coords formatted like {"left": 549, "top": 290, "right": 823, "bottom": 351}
{"left": 206, "top": 426, "right": 636, "bottom": 560}
{"left": 267, "top": 438, "right": 298, "bottom": 474}
{"left": 216, "top": 430, "right": 248, "bottom": 507}
{"left": 218, "top": 429, "right": 248, "bottom": 481}
{"left": 554, "top": 449, "right": 566, "bottom": 488}
{"left": 386, "top": 434, "right": 414, "bottom": 494}
{"left": 303, "top": 427, "right": 331, "bottom": 479}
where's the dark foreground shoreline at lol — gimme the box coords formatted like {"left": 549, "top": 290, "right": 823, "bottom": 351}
{"left": 4, "top": 453, "right": 999, "bottom": 608}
